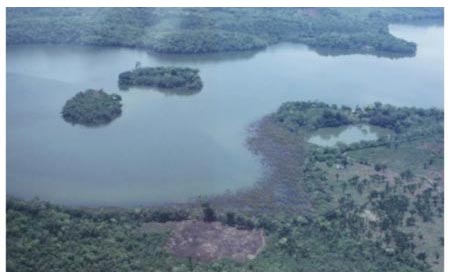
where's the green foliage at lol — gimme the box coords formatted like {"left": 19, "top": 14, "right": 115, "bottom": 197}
{"left": 406, "top": 217, "right": 416, "bottom": 227}
{"left": 119, "top": 66, "right": 203, "bottom": 92}
{"left": 274, "top": 101, "right": 444, "bottom": 146}
{"left": 364, "top": 103, "right": 444, "bottom": 133}
{"left": 6, "top": 197, "right": 192, "bottom": 271}
{"left": 201, "top": 203, "right": 216, "bottom": 223}
{"left": 414, "top": 189, "right": 440, "bottom": 223}
{"left": 6, "top": 8, "right": 443, "bottom": 57}
{"left": 7, "top": 197, "right": 433, "bottom": 271}
{"left": 274, "top": 101, "right": 353, "bottom": 131}
{"left": 306, "top": 31, "right": 416, "bottom": 55}
{"left": 225, "top": 212, "right": 236, "bottom": 226}
{"left": 400, "top": 169, "right": 415, "bottom": 180}
{"left": 374, "top": 163, "right": 387, "bottom": 172}
{"left": 315, "top": 109, "right": 352, "bottom": 128}
{"left": 257, "top": 214, "right": 428, "bottom": 271}
{"left": 373, "top": 194, "right": 410, "bottom": 229}
{"left": 250, "top": 100, "right": 443, "bottom": 271}
{"left": 146, "top": 30, "right": 266, "bottom": 54}
{"left": 62, "top": 89, "right": 122, "bottom": 127}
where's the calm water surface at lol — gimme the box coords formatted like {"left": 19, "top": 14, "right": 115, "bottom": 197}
{"left": 6, "top": 25, "right": 443, "bottom": 206}
{"left": 308, "top": 125, "right": 390, "bottom": 147}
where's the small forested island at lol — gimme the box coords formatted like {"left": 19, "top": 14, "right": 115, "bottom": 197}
{"left": 118, "top": 66, "right": 203, "bottom": 92}
{"left": 62, "top": 89, "right": 122, "bottom": 126}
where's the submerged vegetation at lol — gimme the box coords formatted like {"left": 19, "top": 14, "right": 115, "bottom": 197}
{"left": 62, "top": 89, "right": 122, "bottom": 126}
{"left": 6, "top": 8, "right": 443, "bottom": 57}
{"left": 118, "top": 66, "right": 203, "bottom": 92}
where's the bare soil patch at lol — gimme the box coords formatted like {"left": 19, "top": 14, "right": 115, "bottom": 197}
{"left": 167, "top": 220, "right": 265, "bottom": 262}
{"left": 140, "top": 220, "right": 266, "bottom": 262}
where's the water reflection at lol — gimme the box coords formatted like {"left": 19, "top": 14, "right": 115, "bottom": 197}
{"left": 312, "top": 47, "right": 416, "bottom": 59}
{"left": 118, "top": 84, "right": 202, "bottom": 96}
{"left": 149, "top": 49, "right": 259, "bottom": 64}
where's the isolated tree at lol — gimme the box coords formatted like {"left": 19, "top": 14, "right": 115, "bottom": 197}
{"left": 202, "top": 202, "right": 216, "bottom": 222}
{"left": 225, "top": 212, "right": 236, "bottom": 226}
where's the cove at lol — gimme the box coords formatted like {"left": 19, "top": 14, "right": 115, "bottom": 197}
{"left": 6, "top": 24, "right": 443, "bottom": 206}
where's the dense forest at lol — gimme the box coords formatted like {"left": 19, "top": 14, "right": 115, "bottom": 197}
{"left": 6, "top": 8, "right": 443, "bottom": 57}
{"left": 8, "top": 101, "right": 444, "bottom": 271}
{"left": 62, "top": 89, "right": 122, "bottom": 126}
{"left": 118, "top": 66, "right": 203, "bottom": 92}
{"left": 6, "top": 195, "right": 433, "bottom": 271}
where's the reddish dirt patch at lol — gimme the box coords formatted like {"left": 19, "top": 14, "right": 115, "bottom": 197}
{"left": 165, "top": 220, "right": 265, "bottom": 262}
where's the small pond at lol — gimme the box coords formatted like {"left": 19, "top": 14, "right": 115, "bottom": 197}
{"left": 307, "top": 124, "right": 390, "bottom": 147}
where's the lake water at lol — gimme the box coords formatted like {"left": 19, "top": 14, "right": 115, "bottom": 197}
{"left": 308, "top": 125, "right": 389, "bottom": 147}
{"left": 6, "top": 25, "right": 443, "bottom": 206}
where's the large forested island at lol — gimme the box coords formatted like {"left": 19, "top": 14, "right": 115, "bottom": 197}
{"left": 62, "top": 89, "right": 122, "bottom": 126}
{"left": 8, "top": 100, "right": 443, "bottom": 271}
{"left": 6, "top": 8, "right": 443, "bottom": 57}
{"left": 118, "top": 66, "right": 203, "bottom": 92}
